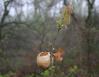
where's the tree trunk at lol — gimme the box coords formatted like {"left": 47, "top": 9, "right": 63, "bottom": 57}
{"left": 85, "top": 0, "right": 95, "bottom": 76}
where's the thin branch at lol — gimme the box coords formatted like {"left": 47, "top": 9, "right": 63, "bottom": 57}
{"left": 0, "top": 0, "right": 14, "bottom": 24}
{"left": 1, "top": 21, "right": 31, "bottom": 28}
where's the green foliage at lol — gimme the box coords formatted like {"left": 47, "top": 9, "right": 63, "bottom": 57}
{"left": 0, "top": 75, "right": 3, "bottom": 77}
{"left": 0, "top": 74, "right": 9, "bottom": 77}
{"left": 41, "top": 70, "right": 50, "bottom": 77}
{"left": 67, "top": 65, "right": 79, "bottom": 77}
{"left": 68, "top": 65, "right": 78, "bottom": 73}
{"left": 56, "top": 6, "right": 71, "bottom": 31}
{"left": 25, "top": 73, "right": 34, "bottom": 77}
{"left": 56, "top": 17, "right": 64, "bottom": 31}
{"left": 41, "top": 66, "right": 55, "bottom": 77}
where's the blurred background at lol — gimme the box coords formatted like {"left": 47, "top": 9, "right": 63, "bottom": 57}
{"left": 0, "top": 0, "right": 99, "bottom": 77}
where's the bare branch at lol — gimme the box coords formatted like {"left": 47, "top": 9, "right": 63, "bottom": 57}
{"left": 0, "top": 0, "right": 14, "bottom": 24}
